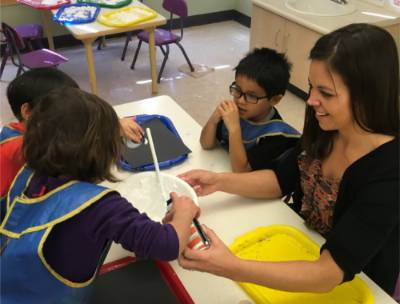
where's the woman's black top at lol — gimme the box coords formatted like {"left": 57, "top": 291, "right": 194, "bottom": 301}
{"left": 271, "top": 137, "right": 399, "bottom": 294}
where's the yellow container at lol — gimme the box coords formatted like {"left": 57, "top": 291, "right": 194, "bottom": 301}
{"left": 97, "top": 5, "right": 157, "bottom": 27}
{"left": 230, "top": 225, "right": 374, "bottom": 304}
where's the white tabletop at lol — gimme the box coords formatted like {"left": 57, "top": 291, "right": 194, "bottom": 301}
{"left": 103, "top": 95, "right": 396, "bottom": 304}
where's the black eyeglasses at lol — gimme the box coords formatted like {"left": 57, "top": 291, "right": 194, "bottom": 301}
{"left": 229, "top": 82, "right": 269, "bottom": 104}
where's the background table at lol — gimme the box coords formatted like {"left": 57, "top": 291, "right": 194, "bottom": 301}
{"left": 53, "top": 1, "right": 166, "bottom": 95}
{"left": 102, "top": 95, "right": 396, "bottom": 304}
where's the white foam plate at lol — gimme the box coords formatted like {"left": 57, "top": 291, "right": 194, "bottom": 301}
{"left": 113, "top": 172, "right": 198, "bottom": 222}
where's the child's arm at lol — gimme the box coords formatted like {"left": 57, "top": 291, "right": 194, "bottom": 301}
{"left": 163, "top": 192, "right": 200, "bottom": 254}
{"left": 200, "top": 105, "right": 222, "bottom": 149}
{"left": 220, "top": 101, "right": 251, "bottom": 172}
{"left": 228, "top": 130, "right": 251, "bottom": 172}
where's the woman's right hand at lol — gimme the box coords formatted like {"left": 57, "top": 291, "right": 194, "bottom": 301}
{"left": 178, "top": 226, "right": 239, "bottom": 279}
{"left": 179, "top": 170, "right": 220, "bottom": 196}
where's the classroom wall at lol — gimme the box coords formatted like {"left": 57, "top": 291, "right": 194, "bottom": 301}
{"left": 0, "top": 0, "right": 250, "bottom": 38}
{"left": 235, "top": 0, "right": 252, "bottom": 17}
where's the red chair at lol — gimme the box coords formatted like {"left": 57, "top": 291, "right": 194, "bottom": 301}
{"left": 0, "top": 22, "right": 68, "bottom": 79}
{"left": 121, "top": 0, "right": 194, "bottom": 83}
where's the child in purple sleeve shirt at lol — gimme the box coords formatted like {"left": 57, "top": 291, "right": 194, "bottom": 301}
{"left": 0, "top": 87, "right": 199, "bottom": 304}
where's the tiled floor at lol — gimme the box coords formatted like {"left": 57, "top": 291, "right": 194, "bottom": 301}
{"left": 0, "top": 21, "right": 305, "bottom": 130}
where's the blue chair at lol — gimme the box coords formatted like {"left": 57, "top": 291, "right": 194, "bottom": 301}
{"left": 121, "top": 0, "right": 194, "bottom": 83}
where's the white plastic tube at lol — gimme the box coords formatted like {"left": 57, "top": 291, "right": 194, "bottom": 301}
{"left": 146, "top": 128, "right": 167, "bottom": 201}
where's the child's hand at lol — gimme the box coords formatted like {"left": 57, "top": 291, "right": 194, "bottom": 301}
{"left": 218, "top": 100, "right": 240, "bottom": 133}
{"left": 119, "top": 117, "right": 144, "bottom": 143}
{"left": 163, "top": 192, "right": 200, "bottom": 224}
{"left": 209, "top": 105, "right": 222, "bottom": 125}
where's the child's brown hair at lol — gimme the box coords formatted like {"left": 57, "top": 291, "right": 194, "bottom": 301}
{"left": 24, "top": 87, "right": 122, "bottom": 182}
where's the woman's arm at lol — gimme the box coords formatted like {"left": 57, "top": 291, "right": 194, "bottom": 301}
{"left": 180, "top": 169, "right": 282, "bottom": 199}
{"left": 180, "top": 143, "right": 300, "bottom": 198}
{"left": 232, "top": 250, "right": 343, "bottom": 292}
{"left": 179, "top": 227, "right": 343, "bottom": 293}
{"left": 219, "top": 170, "right": 282, "bottom": 198}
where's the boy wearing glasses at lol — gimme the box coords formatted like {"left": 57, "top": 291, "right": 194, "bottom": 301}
{"left": 200, "top": 48, "right": 300, "bottom": 172}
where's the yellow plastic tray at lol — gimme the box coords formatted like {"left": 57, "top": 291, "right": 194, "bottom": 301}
{"left": 230, "top": 225, "right": 374, "bottom": 304}
{"left": 97, "top": 5, "right": 157, "bottom": 27}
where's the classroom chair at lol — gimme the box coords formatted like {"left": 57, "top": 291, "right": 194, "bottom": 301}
{"left": 121, "top": 0, "right": 194, "bottom": 83}
{"left": 0, "top": 22, "right": 68, "bottom": 79}
{"left": 14, "top": 23, "right": 43, "bottom": 50}
{"left": 97, "top": 0, "right": 145, "bottom": 52}
{"left": 0, "top": 24, "right": 43, "bottom": 75}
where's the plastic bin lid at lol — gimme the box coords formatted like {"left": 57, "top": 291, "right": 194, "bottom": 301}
{"left": 17, "top": 0, "right": 70, "bottom": 10}
{"left": 97, "top": 5, "right": 157, "bottom": 27}
{"left": 230, "top": 225, "right": 374, "bottom": 304}
{"left": 53, "top": 3, "right": 100, "bottom": 25}
{"left": 120, "top": 114, "right": 191, "bottom": 172}
{"left": 77, "top": 0, "right": 131, "bottom": 9}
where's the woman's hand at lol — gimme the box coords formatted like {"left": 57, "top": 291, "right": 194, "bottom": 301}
{"left": 179, "top": 170, "right": 220, "bottom": 196}
{"left": 119, "top": 117, "right": 144, "bottom": 143}
{"left": 178, "top": 226, "right": 238, "bottom": 278}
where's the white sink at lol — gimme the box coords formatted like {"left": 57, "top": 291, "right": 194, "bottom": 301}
{"left": 285, "top": 0, "right": 357, "bottom": 16}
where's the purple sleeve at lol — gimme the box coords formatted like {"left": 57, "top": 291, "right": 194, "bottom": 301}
{"left": 83, "top": 192, "right": 179, "bottom": 261}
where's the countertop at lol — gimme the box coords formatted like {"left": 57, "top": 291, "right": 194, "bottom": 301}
{"left": 252, "top": 0, "right": 400, "bottom": 34}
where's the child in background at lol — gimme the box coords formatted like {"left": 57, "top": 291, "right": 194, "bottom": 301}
{"left": 200, "top": 48, "right": 300, "bottom": 172}
{"left": 0, "top": 87, "right": 199, "bottom": 303}
{"left": 0, "top": 68, "right": 143, "bottom": 200}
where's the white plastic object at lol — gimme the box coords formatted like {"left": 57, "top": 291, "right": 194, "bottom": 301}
{"left": 114, "top": 172, "right": 198, "bottom": 222}
{"left": 145, "top": 128, "right": 167, "bottom": 201}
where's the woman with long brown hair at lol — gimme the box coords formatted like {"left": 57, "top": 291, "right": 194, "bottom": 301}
{"left": 179, "top": 23, "right": 399, "bottom": 298}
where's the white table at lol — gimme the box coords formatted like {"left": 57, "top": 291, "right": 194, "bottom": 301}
{"left": 103, "top": 95, "right": 396, "bottom": 304}
{"left": 53, "top": 1, "right": 166, "bottom": 95}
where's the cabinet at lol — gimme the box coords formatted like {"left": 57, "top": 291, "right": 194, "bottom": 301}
{"left": 250, "top": 4, "right": 400, "bottom": 93}
{"left": 384, "top": 23, "right": 400, "bottom": 52}
{"left": 250, "top": 5, "right": 321, "bottom": 93}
